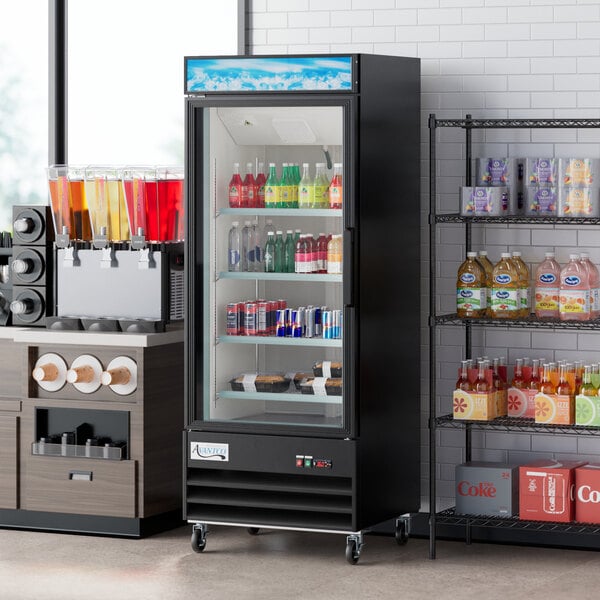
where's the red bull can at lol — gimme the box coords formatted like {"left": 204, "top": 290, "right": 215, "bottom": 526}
{"left": 275, "top": 309, "right": 286, "bottom": 337}
{"left": 322, "top": 310, "right": 333, "bottom": 339}
{"left": 285, "top": 308, "right": 293, "bottom": 337}
{"left": 244, "top": 302, "right": 258, "bottom": 336}
{"left": 291, "top": 310, "right": 303, "bottom": 338}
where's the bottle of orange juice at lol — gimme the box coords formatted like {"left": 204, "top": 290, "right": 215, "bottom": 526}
{"left": 490, "top": 253, "right": 520, "bottom": 318}
{"left": 457, "top": 252, "right": 487, "bottom": 318}
{"left": 512, "top": 251, "right": 531, "bottom": 318}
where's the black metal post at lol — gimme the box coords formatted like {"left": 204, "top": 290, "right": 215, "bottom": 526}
{"left": 49, "top": 0, "right": 67, "bottom": 165}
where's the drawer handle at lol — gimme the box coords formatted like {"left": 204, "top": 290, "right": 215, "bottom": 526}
{"left": 69, "top": 470, "right": 93, "bottom": 481}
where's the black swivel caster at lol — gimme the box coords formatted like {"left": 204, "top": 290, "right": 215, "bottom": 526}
{"left": 247, "top": 527, "right": 260, "bottom": 535}
{"left": 395, "top": 517, "right": 409, "bottom": 546}
{"left": 191, "top": 523, "right": 207, "bottom": 553}
{"left": 345, "top": 533, "right": 364, "bottom": 565}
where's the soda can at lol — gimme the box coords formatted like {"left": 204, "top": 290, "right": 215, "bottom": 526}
{"left": 268, "top": 300, "right": 278, "bottom": 335}
{"left": 226, "top": 302, "right": 240, "bottom": 336}
{"left": 305, "top": 307, "right": 315, "bottom": 338}
{"left": 297, "top": 306, "right": 306, "bottom": 337}
{"left": 285, "top": 308, "right": 293, "bottom": 337}
{"left": 277, "top": 299, "right": 287, "bottom": 311}
{"left": 314, "top": 307, "right": 322, "bottom": 336}
{"left": 244, "top": 303, "right": 258, "bottom": 336}
{"left": 257, "top": 301, "right": 269, "bottom": 336}
{"left": 333, "top": 309, "right": 342, "bottom": 339}
{"left": 322, "top": 310, "right": 333, "bottom": 339}
{"left": 275, "top": 309, "right": 286, "bottom": 337}
{"left": 237, "top": 301, "right": 246, "bottom": 335}
{"left": 291, "top": 310, "right": 303, "bottom": 338}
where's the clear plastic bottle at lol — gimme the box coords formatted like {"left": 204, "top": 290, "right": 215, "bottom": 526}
{"left": 313, "top": 163, "right": 330, "bottom": 208}
{"left": 580, "top": 252, "right": 600, "bottom": 318}
{"left": 265, "top": 163, "right": 279, "bottom": 208}
{"left": 534, "top": 251, "right": 561, "bottom": 318}
{"left": 490, "top": 252, "right": 520, "bottom": 319}
{"left": 559, "top": 253, "right": 590, "bottom": 321}
{"left": 255, "top": 162, "right": 266, "bottom": 208}
{"left": 511, "top": 251, "right": 530, "bottom": 318}
{"left": 456, "top": 252, "right": 487, "bottom": 318}
{"left": 284, "top": 230, "right": 295, "bottom": 274}
{"left": 241, "top": 162, "right": 256, "bottom": 208}
{"left": 477, "top": 250, "right": 494, "bottom": 316}
{"left": 298, "top": 163, "right": 314, "bottom": 209}
{"left": 241, "top": 221, "right": 253, "bottom": 272}
{"left": 228, "top": 163, "right": 243, "bottom": 208}
{"left": 252, "top": 220, "right": 262, "bottom": 271}
{"left": 329, "top": 162, "right": 343, "bottom": 209}
{"left": 264, "top": 231, "right": 276, "bottom": 273}
{"left": 327, "top": 234, "right": 343, "bottom": 274}
{"left": 274, "top": 230, "right": 285, "bottom": 272}
{"left": 227, "top": 221, "right": 241, "bottom": 272}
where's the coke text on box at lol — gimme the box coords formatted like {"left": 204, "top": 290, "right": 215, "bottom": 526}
{"left": 575, "top": 463, "right": 600, "bottom": 524}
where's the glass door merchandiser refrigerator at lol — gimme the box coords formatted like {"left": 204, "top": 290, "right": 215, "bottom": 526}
{"left": 184, "top": 54, "right": 420, "bottom": 564}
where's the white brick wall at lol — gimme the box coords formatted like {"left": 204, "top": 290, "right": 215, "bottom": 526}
{"left": 248, "top": 0, "right": 600, "bottom": 510}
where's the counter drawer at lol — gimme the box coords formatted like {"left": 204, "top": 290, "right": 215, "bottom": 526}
{"left": 22, "top": 456, "right": 136, "bottom": 518}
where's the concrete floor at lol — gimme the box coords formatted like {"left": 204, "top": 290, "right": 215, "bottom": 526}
{"left": 1, "top": 525, "right": 600, "bottom": 600}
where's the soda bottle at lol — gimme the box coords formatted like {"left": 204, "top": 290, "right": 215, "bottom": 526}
{"left": 255, "top": 162, "right": 266, "bottom": 208}
{"left": 490, "top": 252, "right": 520, "bottom": 319}
{"left": 580, "top": 365, "right": 597, "bottom": 396}
{"left": 294, "top": 229, "right": 302, "bottom": 244}
{"left": 492, "top": 357, "right": 505, "bottom": 392}
{"left": 556, "top": 363, "right": 572, "bottom": 397}
{"left": 456, "top": 252, "right": 487, "bottom": 318}
{"left": 313, "top": 163, "right": 329, "bottom": 208}
{"left": 575, "top": 360, "right": 584, "bottom": 390}
{"left": 512, "top": 358, "right": 526, "bottom": 389}
{"left": 227, "top": 221, "right": 241, "bottom": 272}
{"left": 317, "top": 233, "right": 328, "bottom": 273}
{"left": 511, "top": 251, "right": 530, "bottom": 317}
{"left": 241, "top": 162, "right": 256, "bottom": 208}
{"left": 262, "top": 219, "right": 274, "bottom": 247}
{"left": 580, "top": 252, "right": 600, "bottom": 318}
{"left": 279, "top": 163, "right": 291, "bottom": 208}
{"left": 265, "top": 163, "right": 279, "bottom": 208}
{"left": 528, "top": 358, "right": 541, "bottom": 390}
{"left": 477, "top": 250, "right": 494, "bottom": 316}
{"left": 329, "top": 163, "right": 343, "bottom": 209}
{"left": 474, "top": 360, "right": 490, "bottom": 393}
{"left": 241, "top": 221, "right": 253, "bottom": 272}
{"left": 264, "top": 231, "right": 276, "bottom": 273}
{"left": 539, "top": 363, "right": 556, "bottom": 394}
{"left": 295, "top": 234, "right": 309, "bottom": 274}
{"left": 327, "top": 234, "right": 343, "bottom": 274}
{"left": 291, "top": 163, "right": 300, "bottom": 208}
{"left": 252, "top": 220, "right": 262, "bottom": 271}
{"left": 559, "top": 253, "right": 590, "bottom": 321}
{"left": 298, "top": 163, "right": 314, "bottom": 209}
{"left": 228, "top": 163, "right": 243, "bottom": 208}
{"left": 534, "top": 251, "right": 561, "bottom": 318}
{"left": 284, "top": 230, "right": 295, "bottom": 273}
{"left": 456, "top": 360, "right": 472, "bottom": 391}
{"left": 274, "top": 230, "right": 285, "bottom": 272}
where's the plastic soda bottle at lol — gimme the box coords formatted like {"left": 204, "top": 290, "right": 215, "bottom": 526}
{"left": 227, "top": 221, "right": 241, "bottom": 272}
{"left": 295, "top": 234, "right": 310, "bottom": 274}
{"left": 264, "top": 231, "right": 276, "bottom": 273}
{"left": 241, "top": 162, "right": 256, "bottom": 208}
{"left": 298, "top": 163, "right": 314, "bottom": 209}
{"left": 306, "top": 234, "right": 316, "bottom": 273}
{"left": 291, "top": 163, "right": 300, "bottom": 208}
{"left": 327, "top": 234, "right": 343, "bottom": 274}
{"left": 317, "top": 233, "right": 328, "bottom": 273}
{"left": 313, "top": 163, "right": 329, "bottom": 208}
{"left": 456, "top": 252, "right": 487, "bottom": 318}
{"left": 490, "top": 252, "right": 520, "bottom": 319}
{"left": 477, "top": 250, "right": 494, "bottom": 316}
{"left": 580, "top": 252, "right": 600, "bottom": 318}
{"left": 279, "top": 163, "right": 291, "bottom": 208}
{"left": 329, "top": 163, "right": 343, "bottom": 209}
{"left": 228, "top": 163, "right": 243, "bottom": 208}
{"left": 284, "top": 230, "right": 295, "bottom": 273}
{"left": 255, "top": 162, "right": 266, "bottom": 208}
{"left": 511, "top": 251, "right": 530, "bottom": 317}
{"left": 274, "top": 231, "right": 285, "bottom": 272}
{"left": 534, "top": 252, "right": 561, "bottom": 318}
{"left": 559, "top": 253, "right": 590, "bottom": 321}
{"left": 265, "top": 163, "right": 279, "bottom": 208}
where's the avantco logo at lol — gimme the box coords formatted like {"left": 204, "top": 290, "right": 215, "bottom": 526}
{"left": 190, "top": 441, "right": 229, "bottom": 462}
{"left": 495, "top": 274, "right": 512, "bottom": 284}
{"left": 540, "top": 273, "right": 557, "bottom": 284}
{"left": 577, "top": 485, "right": 600, "bottom": 503}
{"left": 457, "top": 480, "right": 497, "bottom": 498}
{"left": 460, "top": 273, "right": 476, "bottom": 284}
{"left": 565, "top": 276, "right": 581, "bottom": 286}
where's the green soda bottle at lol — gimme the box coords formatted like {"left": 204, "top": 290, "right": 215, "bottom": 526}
{"left": 265, "top": 163, "right": 279, "bottom": 208}
{"left": 279, "top": 163, "right": 291, "bottom": 208}
{"left": 290, "top": 163, "right": 300, "bottom": 208}
{"left": 264, "top": 231, "right": 276, "bottom": 272}
{"left": 274, "top": 230, "right": 285, "bottom": 272}
{"left": 284, "top": 229, "right": 295, "bottom": 273}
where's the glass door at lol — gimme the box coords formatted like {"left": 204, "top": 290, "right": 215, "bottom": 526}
{"left": 193, "top": 98, "right": 352, "bottom": 434}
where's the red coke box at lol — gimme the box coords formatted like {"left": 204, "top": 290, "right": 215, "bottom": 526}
{"left": 519, "top": 459, "right": 587, "bottom": 523}
{"left": 575, "top": 463, "right": 600, "bottom": 524}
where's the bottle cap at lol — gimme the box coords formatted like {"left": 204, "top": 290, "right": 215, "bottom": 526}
{"left": 232, "top": 221, "right": 239, "bottom": 227}
{"left": 286, "top": 230, "right": 293, "bottom": 234}
{"left": 580, "top": 252, "right": 589, "bottom": 259}
{"left": 570, "top": 253, "right": 580, "bottom": 260}
{"left": 244, "top": 220, "right": 251, "bottom": 226}
{"left": 303, "top": 162, "right": 309, "bottom": 167}
{"left": 246, "top": 162, "right": 253, "bottom": 169}
{"left": 467, "top": 251, "right": 477, "bottom": 258}
{"left": 267, "top": 231, "right": 274, "bottom": 236}
{"left": 269, "top": 162, "right": 275, "bottom": 167}
{"left": 276, "top": 230, "right": 283, "bottom": 235}
{"left": 334, "top": 162, "right": 342, "bottom": 168}
{"left": 478, "top": 250, "right": 487, "bottom": 256}
{"left": 501, "top": 252, "right": 511, "bottom": 258}
{"left": 233, "top": 162, "right": 239, "bottom": 168}
{"left": 544, "top": 252, "right": 555, "bottom": 258}
{"left": 512, "top": 251, "right": 521, "bottom": 257}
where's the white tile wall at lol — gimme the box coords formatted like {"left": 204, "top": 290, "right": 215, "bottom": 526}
{"left": 248, "top": 0, "right": 600, "bottom": 510}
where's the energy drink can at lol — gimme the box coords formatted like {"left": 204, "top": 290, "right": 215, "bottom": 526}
{"left": 322, "top": 310, "right": 333, "bottom": 339}
{"left": 244, "top": 302, "right": 258, "bottom": 336}
{"left": 226, "top": 302, "right": 240, "bottom": 336}
{"left": 268, "top": 300, "right": 278, "bottom": 335}
{"left": 314, "top": 306, "right": 324, "bottom": 336}
{"left": 277, "top": 299, "right": 287, "bottom": 310}
{"left": 292, "top": 310, "right": 303, "bottom": 338}
{"left": 297, "top": 306, "right": 306, "bottom": 336}
{"left": 305, "top": 307, "right": 315, "bottom": 338}
{"left": 285, "top": 308, "right": 293, "bottom": 337}
{"left": 333, "top": 309, "right": 342, "bottom": 339}
{"left": 257, "top": 301, "right": 269, "bottom": 336}
{"left": 275, "top": 309, "right": 286, "bottom": 337}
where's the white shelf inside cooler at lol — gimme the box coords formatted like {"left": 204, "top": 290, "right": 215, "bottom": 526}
{"left": 218, "top": 208, "right": 342, "bottom": 218}
{"left": 218, "top": 335, "right": 342, "bottom": 347}
{"left": 218, "top": 272, "right": 343, "bottom": 283}
{"left": 217, "top": 390, "right": 343, "bottom": 404}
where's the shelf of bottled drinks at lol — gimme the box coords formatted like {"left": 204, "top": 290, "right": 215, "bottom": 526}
{"left": 435, "top": 214, "right": 600, "bottom": 225}
{"left": 434, "top": 314, "right": 600, "bottom": 330}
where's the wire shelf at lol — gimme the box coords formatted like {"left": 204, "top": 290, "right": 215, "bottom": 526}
{"left": 433, "top": 118, "right": 600, "bottom": 129}
{"left": 436, "top": 508, "right": 600, "bottom": 535}
{"left": 434, "top": 313, "right": 600, "bottom": 330}
{"left": 435, "top": 214, "right": 600, "bottom": 226}
{"left": 435, "top": 414, "right": 600, "bottom": 436}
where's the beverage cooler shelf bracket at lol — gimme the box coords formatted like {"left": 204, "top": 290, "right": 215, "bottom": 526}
{"left": 428, "top": 114, "right": 600, "bottom": 559}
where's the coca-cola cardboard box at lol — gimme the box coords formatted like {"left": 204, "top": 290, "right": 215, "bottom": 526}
{"left": 575, "top": 463, "right": 600, "bottom": 524}
{"left": 519, "top": 459, "right": 587, "bottom": 522}
{"left": 455, "top": 462, "right": 519, "bottom": 516}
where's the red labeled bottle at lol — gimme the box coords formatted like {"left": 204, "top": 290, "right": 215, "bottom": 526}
{"left": 228, "top": 163, "right": 243, "bottom": 208}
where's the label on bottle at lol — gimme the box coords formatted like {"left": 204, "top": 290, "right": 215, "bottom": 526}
{"left": 491, "top": 288, "right": 519, "bottom": 313}
{"left": 521, "top": 287, "right": 530, "bottom": 311}
{"left": 560, "top": 289, "right": 590, "bottom": 315}
{"left": 295, "top": 252, "right": 310, "bottom": 274}
{"left": 265, "top": 185, "right": 279, "bottom": 207}
{"left": 329, "top": 184, "right": 342, "bottom": 208}
{"left": 535, "top": 286, "right": 559, "bottom": 312}
{"left": 229, "top": 249, "right": 240, "bottom": 269}
{"left": 460, "top": 273, "right": 476, "bottom": 284}
{"left": 327, "top": 258, "right": 342, "bottom": 275}
{"left": 299, "top": 185, "right": 314, "bottom": 208}
{"left": 229, "top": 184, "right": 241, "bottom": 207}
{"left": 457, "top": 287, "right": 486, "bottom": 311}
{"left": 313, "top": 184, "right": 328, "bottom": 207}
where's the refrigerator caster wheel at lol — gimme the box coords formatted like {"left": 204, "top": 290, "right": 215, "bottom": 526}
{"left": 191, "top": 524, "right": 207, "bottom": 553}
{"left": 247, "top": 527, "right": 260, "bottom": 535}
{"left": 345, "top": 539, "right": 360, "bottom": 565}
{"left": 395, "top": 517, "right": 409, "bottom": 546}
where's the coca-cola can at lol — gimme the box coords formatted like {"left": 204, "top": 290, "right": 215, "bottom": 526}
{"left": 275, "top": 309, "right": 286, "bottom": 337}
{"left": 257, "top": 301, "right": 269, "bottom": 336}
{"left": 277, "top": 299, "right": 287, "bottom": 310}
{"left": 226, "top": 302, "right": 240, "bottom": 336}
{"left": 244, "top": 302, "right": 258, "bottom": 336}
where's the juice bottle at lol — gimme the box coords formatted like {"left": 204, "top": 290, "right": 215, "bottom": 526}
{"left": 534, "top": 252, "right": 561, "bottom": 318}
{"left": 327, "top": 234, "right": 343, "bottom": 274}
{"left": 298, "top": 163, "right": 314, "bottom": 209}
{"left": 580, "top": 252, "right": 600, "bottom": 318}
{"left": 456, "top": 360, "right": 472, "bottom": 391}
{"left": 228, "top": 163, "right": 243, "bottom": 208}
{"left": 313, "top": 163, "right": 329, "bottom": 208}
{"left": 539, "top": 363, "right": 556, "bottom": 394}
{"left": 492, "top": 357, "right": 505, "bottom": 391}
{"left": 317, "top": 233, "right": 328, "bottom": 273}
{"left": 490, "top": 253, "right": 520, "bottom": 319}
{"left": 474, "top": 360, "right": 490, "bottom": 393}
{"left": 559, "top": 253, "right": 590, "bottom": 321}
{"left": 574, "top": 360, "right": 584, "bottom": 390}
{"left": 264, "top": 163, "right": 279, "bottom": 208}
{"left": 291, "top": 163, "right": 301, "bottom": 208}
{"left": 329, "top": 162, "right": 343, "bottom": 209}
{"left": 512, "top": 358, "right": 526, "bottom": 389}
{"left": 255, "top": 162, "right": 266, "bottom": 208}
{"left": 295, "top": 234, "right": 309, "bottom": 274}
{"left": 477, "top": 250, "right": 494, "bottom": 316}
{"left": 581, "top": 365, "right": 597, "bottom": 396}
{"left": 306, "top": 234, "right": 316, "bottom": 273}
{"left": 528, "top": 358, "right": 541, "bottom": 390}
{"left": 556, "top": 363, "right": 572, "bottom": 397}
{"left": 241, "top": 162, "right": 256, "bottom": 208}
{"left": 512, "top": 251, "right": 530, "bottom": 317}
{"left": 456, "top": 252, "right": 487, "bottom": 318}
